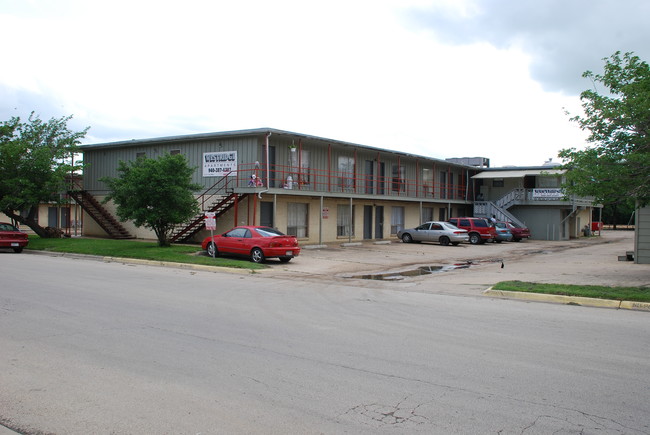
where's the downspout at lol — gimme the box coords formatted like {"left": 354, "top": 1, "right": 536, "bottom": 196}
{"left": 259, "top": 131, "right": 271, "bottom": 199}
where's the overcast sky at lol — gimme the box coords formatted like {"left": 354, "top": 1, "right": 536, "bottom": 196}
{"left": 1, "top": 0, "right": 648, "bottom": 167}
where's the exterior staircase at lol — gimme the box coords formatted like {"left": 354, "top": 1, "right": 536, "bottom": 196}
{"left": 474, "top": 188, "right": 527, "bottom": 227}
{"left": 67, "top": 190, "right": 134, "bottom": 239}
{"left": 170, "top": 176, "right": 246, "bottom": 243}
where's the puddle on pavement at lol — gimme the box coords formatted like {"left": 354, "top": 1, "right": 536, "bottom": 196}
{"left": 349, "top": 263, "right": 472, "bottom": 281}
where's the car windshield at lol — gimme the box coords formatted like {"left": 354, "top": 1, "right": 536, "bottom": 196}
{"left": 255, "top": 227, "right": 286, "bottom": 237}
{"left": 442, "top": 222, "right": 459, "bottom": 230}
{"left": 495, "top": 222, "right": 507, "bottom": 228}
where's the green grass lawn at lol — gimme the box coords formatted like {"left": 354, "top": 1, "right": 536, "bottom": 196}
{"left": 25, "top": 236, "right": 266, "bottom": 270}
{"left": 492, "top": 281, "right": 650, "bottom": 302}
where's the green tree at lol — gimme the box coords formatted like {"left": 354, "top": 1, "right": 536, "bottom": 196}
{"left": 102, "top": 153, "right": 201, "bottom": 247}
{"left": 0, "top": 113, "right": 87, "bottom": 237}
{"left": 560, "top": 51, "right": 650, "bottom": 208}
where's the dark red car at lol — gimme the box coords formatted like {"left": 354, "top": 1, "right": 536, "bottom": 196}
{"left": 0, "top": 222, "right": 29, "bottom": 253}
{"left": 202, "top": 226, "right": 301, "bottom": 263}
{"left": 497, "top": 221, "right": 531, "bottom": 242}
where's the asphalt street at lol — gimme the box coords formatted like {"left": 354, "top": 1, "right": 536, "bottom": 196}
{"left": 1, "top": 231, "right": 649, "bottom": 434}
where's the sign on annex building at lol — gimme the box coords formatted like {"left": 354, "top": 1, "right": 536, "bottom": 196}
{"left": 532, "top": 188, "right": 564, "bottom": 199}
{"left": 203, "top": 151, "right": 238, "bottom": 177}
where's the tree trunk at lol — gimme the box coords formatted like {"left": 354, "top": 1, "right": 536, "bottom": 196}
{"left": 4, "top": 206, "right": 50, "bottom": 237}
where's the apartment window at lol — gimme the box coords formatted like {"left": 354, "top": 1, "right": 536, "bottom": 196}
{"left": 492, "top": 178, "right": 504, "bottom": 187}
{"left": 422, "top": 168, "right": 433, "bottom": 195}
{"left": 538, "top": 176, "right": 561, "bottom": 188}
{"left": 170, "top": 149, "right": 181, "bottom": 155}
{"left": 299, "top": 150, "right": 310, "bottom": 185}
{"left": 338, "top": 156, "right": 355, "bottom": 190}
{"left": 390, "top": 206, "right": 404, "bottom": 234}
{"left": 391, "top": 164, "right": 405, "bottom": 193}
{"left": 136, "top": 152, "right": 146, "bottom": 159}
{"left": 287, "top": 203, "right": 308, "bottom": 238}
{"left": 337, "top": 204, "right": 355, "bottom": 237}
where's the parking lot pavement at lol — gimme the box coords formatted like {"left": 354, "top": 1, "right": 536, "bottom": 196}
{"left": 262, "top": 231, "right": 650, "bottom": 296}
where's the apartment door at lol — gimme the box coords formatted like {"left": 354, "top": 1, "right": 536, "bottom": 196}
{"left": 378, "top": 162, "right": 385, "bottom": 195}
{"left": 260, "top": 202, "right": 274, "bottom": 227}
{"left": 374, "top": 206, "right": 384, "bottom": 239}
{"left": 365, "top": 160, "right": 374, "bottom": 194}
{"left": 363, "top": 205, "right": 373, "bottom": 239}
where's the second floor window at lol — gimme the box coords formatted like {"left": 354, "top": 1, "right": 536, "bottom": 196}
{"left": 338, "top": 156, "right": 355, "bottom": 190}
{"left": 391, "top": 164, "right": 405, "bottom": 193}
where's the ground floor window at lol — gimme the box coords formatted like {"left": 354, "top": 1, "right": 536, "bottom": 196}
{"left": 337, "top": 204, "right": 355, "bottom": 237}
{"left": 287, "top": 202, "right": 308, "bottom": 238}
{"left": 391, "top": 206, "right": 404, "bottom": 234}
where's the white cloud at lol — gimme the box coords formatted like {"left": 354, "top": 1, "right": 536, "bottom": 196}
{"left": 1, "top": 0, "right": 626, "bottom": 167}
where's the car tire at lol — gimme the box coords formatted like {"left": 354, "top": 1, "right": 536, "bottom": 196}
{"left": 251, "top": 247, "right": 265, "bottom": 263}
{"left": 401, "top": 233, "right": 413, "bottom": 243}
{"left": 439, "top": 236, "right": 450, "bottom": 246}
{"left": 469, "top": 233, "right": 481, "bottom": 245}
{"left": 12, "top": 247, "right": 23, "bottom": 253}
{"left": 206, "top": 242, "right": 219, "bottom": 257}
{"left": 279, "top": 256, "right": 292, "bottom": 263}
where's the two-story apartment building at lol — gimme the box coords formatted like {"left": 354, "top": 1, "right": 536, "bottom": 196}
{"left": 78, "top": 128, "right": 481, "bottom": 244}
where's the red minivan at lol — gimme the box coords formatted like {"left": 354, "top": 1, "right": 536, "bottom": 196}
{"left": 447, "top": 217, "right": 497, "bottom": 245}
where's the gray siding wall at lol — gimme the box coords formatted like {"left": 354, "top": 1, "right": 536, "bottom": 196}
{"left": 635, "top": 205, "right": 650, "bottom": 264}
{"left": 512, "top": 207, "right": 567, "bottom": 240}
{"left": 83, "top": 136, "right": 262, "bottom": 193}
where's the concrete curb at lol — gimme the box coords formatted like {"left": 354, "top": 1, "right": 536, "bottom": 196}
{"left": 483, "top": 288, "right": 650, "bottom": 312}
{"left": 101, "top": 256, "right": 255, "bottom": 274}
{"left": 27, "top": 250, "right": 256, "bottom": 274}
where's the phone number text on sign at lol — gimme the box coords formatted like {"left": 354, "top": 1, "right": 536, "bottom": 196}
{"left": 203, "top": 151, "right": 238, "bottom": 177}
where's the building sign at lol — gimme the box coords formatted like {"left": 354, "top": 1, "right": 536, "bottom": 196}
{"left": 203, "top": 151, "right": 237, "bottom": 177}
{"left": 532, "top": 188, "right": 563, "bottom": 199}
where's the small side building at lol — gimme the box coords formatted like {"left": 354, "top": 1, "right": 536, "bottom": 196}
{"left": 471, "top": 165, "right": 600, "bottom": 240}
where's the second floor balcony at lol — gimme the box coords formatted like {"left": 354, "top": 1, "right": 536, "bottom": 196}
{"left": 226, "top": 162, "right": 473, "bottom": 202}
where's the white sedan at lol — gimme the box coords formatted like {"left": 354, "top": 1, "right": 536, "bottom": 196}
{"left": 397, "top": 221, "right": 469, "bottom": 246}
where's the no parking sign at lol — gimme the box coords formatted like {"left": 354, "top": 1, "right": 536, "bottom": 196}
{"left": 205, "top": 212, "right": 216, "bottom": 231}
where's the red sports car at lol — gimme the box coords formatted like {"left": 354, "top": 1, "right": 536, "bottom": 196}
{"left": 202, "top": 226, "right": 301, "bottom": 263}
{"left": 0, "top": 222, "right": 29, "bottom": 253}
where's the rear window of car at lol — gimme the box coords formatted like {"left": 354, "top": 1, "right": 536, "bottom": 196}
{"left": 473, "top": 219, "right": 489, "bottom": 227}
{"left": 0, "top": 223, "right": 19, "bottom": 231}
{"left": 255, "top": 227, "right": 286, "bottom": 237}
{"left": 459, "top": 219, "right": 471, "bottom": 226}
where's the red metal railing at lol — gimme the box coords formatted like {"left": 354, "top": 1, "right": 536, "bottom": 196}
{"left": 231, "top": 163, "right": 470, "bottom": 201}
